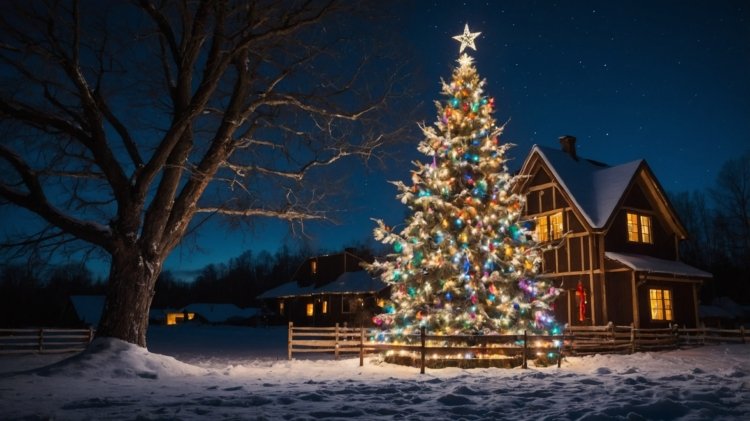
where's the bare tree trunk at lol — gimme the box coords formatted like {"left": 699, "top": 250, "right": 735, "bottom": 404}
{"left": 97, "top": 250, "right": 161, "bottom": 347}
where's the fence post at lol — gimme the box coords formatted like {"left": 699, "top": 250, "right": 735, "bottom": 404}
{"left": 335, "top": 323, "right": 340, "bottom": 360}
{"left": 522, "top": 330, "right": 528, "bottom": 369}
{"left": 741, "top": 326, "right": 746, "bottom": 344}
{"left": 629, "top": 323, "right": 635, "bottom": 354}
{"left": 38, "top": 328, "right": 44, "bottom": 352}
{"left": 88, "top": 326, "right": 95, "bottom": 344}
{"left": 359, "top": 323, "right": 365, "bottom": 367}
{"left": 420, "top": 326, "right": 426, "bottom": 374}
{"left": 287, "top": 322, "right": 293, "bottom": 360}
{"left": 557, "top": 334, "right": 563, "bottom": 368}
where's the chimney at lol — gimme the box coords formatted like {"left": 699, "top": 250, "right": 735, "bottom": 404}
{"left": 559, "top": 135, "right": 577, "bottom": 159}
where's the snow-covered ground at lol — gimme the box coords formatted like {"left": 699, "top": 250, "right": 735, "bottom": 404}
{"left": 1, "top": 325, "right": 748, "bottom": 420}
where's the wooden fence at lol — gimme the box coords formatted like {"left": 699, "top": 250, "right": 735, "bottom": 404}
{"left": 288, "top": 322, "right": 564, "bottom": 373}
{"left": 564, "top": 323, "right": 747, "bottom": 355}
{"left": 288, "top": 322, "right": 748, "bottom": 372}
{"left": 0, "top": 328, "right": 94, "bottom": 354}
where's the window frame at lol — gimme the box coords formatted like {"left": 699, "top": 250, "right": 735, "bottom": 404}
{"left": 306, "top": 302, "right": 314, "bottom": 317}
{"left": 341, "top": 296, "right": 352, "bottom": 314}
{"left": 626, "top": 211, "right": 653, "bottom": 244}
{"left": 649, "top": 288, "right": 673, "bottom": 321}
{"left": 535, "top": 211, "right": 563, "bottom": 243}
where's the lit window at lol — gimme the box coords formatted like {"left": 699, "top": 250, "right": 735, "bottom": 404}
{"left": 279, "top": 301, "right": 285, "bottom": 315}
{"left": 377, "top": 298, "right": 385, "bottom": 308}
{"left": 640, "top": 215, "right": 652, "bottom": 243}
{"left": 649, "top": 289, "right": 672, "bottom": 321}
{"left": 536, "top": 216, "right": 549, "bottom": 242}
{"left": 550, "top": 212, "right": 564, "bottom": 240}
{"left": 306, "top": 303, "right": 314, "bottom": 317}
{"left": 311, "top": 260, "right": 317, "bottom": 275}
{"left": 627, "top": 213, "right": 639, "bottom": 242}
{"left": 535, "top": 212, "right": 563, "bottom": 242}
{"left": 321, "top": 300, "right": 328, "bottom": 314}
{"left": 627, "top": 212, "right": 653, "bottom": 244}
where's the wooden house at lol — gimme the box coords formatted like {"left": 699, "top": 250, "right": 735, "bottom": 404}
{"left": 517, "top": 136, "right": 712, "bottom": 328}
{"left": 258, "top": 251, "right": 388, "bottom": 326}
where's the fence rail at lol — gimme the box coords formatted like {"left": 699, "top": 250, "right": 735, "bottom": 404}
{"left": 288, "top": 322, "right": 748, "bottom": 372}
{"left": 0, "top": 328, "right": 94, "bottom": 354}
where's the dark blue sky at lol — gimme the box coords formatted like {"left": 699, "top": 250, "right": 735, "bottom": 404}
{"left": 5, "top": 1, "right": 749, "bottom": 280}
{"left": 166, "top": 0, "right": 750, "bottom": 278}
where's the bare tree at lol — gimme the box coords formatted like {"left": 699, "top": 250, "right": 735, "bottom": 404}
{"left": 0, "top": 0, "right": 410, "bottom": 346}
{"left": 710, "top": 150, "right": 750, "bottom": 263}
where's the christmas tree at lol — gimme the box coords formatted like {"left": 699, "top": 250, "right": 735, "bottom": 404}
{"left": 370, "top": 24, "right": 560, "bottom": 337}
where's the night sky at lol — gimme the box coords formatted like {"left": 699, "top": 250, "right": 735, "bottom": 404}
{"left": 5, "top": 1, "right": 750, "bottom": 280}
{"left": 134, "top": 0, "right": 750, "bottom": 279}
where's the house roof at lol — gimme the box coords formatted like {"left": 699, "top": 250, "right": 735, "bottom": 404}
{"left": 178, "top": 303, "right": 259, "bottom": 323}
{"left": 531, "top": 145, "right": 642, "bottom": 229}
{"left": 257, "top": 281, "right": 315, "bottom": 299}
{"left": 70, "top": 295, "right": 105, "bottom": 327}
{"left": 605, "top": 252, "right": 713, "bottom": 278}
{"left": 314, "top": 271, "right": 388, "bottom": 294}
{"left": 258, "top": 270, "right": 387, "bottom": 298}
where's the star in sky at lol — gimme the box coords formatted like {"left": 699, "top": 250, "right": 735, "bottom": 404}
{"left": 452, "top": 23, "right": 481, "bottom": 53}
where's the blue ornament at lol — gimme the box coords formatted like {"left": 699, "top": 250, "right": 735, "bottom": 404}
{"left": 451, "top": 97, "right": 460, "bottom": 107}
{"left": 446, "top": 292, "right": 453, "bottom": 301}
{"left": 393, "top": 242, "right": 403, "bottom": 253}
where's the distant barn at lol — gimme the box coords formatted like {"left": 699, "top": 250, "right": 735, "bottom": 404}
{"left": 258, "top": 250, "right": 388, "bottom": 326}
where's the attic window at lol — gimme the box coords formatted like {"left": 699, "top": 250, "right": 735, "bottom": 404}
{"left": 627, "top": 212, "right": 653, "bottom": 244}
{"left": 649, "top": 288, "right": 672, "bottom": 321}
{"left": 536, "top": 211, "right": 563, "bottom": 242}
{"left": 311, "top": 260, "right": 317, "bottom": 275}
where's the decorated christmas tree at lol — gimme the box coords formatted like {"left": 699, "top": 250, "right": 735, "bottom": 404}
{"left": 370, "top": 24, "right": 560, "bottom": 337}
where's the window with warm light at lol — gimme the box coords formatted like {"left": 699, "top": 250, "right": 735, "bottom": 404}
{"left": 649, "top": 288, "right": 672, "bottom": 321}
{"left": 321, "top": 300, "right": 328, "bottom": 314}
{"left": 627, "top": 212, "right": 653, "bottom": 244}
{"left": 306, "top": 303, "right": 314, "bottom": 317}
{"left": 535, "top": 212, "right": 563, "bottom": 242}
{"left": 536, "top": 216, "right": 549, "bottom": 242}
{"left": 550, "top": 212, "right": 564, "bottom": 240}
{"left": 310, "top": 260, "right": 317, "bottom": 275}
{"left": 279, "top": 301, "right": 285, "bottom": 315}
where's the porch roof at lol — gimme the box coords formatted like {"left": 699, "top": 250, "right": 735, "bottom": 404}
{"left": 605, "top": 252, "right": 713, "bottom": 278}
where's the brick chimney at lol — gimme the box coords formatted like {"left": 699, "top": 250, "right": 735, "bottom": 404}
{"left": 559, "top": 135, "right": 577, "bottom": 159}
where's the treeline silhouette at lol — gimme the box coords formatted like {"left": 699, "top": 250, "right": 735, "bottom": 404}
{"left": 671, "top": 150, "right": 750, "bottom": 305}
{"left": 0, "top": 244, "right": 378, "bottom": 328}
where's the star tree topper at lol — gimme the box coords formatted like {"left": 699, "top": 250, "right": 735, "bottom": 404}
{"left": 452, "top": 23, "right": 481, "bottom": 53}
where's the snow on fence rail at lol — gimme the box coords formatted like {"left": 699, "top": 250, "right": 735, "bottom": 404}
{"left": 289, "top": 322, "right": 748, "bottom": 371}
{"left": 0, "top": 328, "right": 95, "bottom": 354}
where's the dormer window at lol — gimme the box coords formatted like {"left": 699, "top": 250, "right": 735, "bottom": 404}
{"left": 536, "top": 211, "right": 563, "bottom": 242}
{"left": 627, "top": 212, "right": 653, "bottom": 244}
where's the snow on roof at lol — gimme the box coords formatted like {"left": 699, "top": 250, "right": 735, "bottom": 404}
{"left": 257, "top": 281, "right": 315, "bottom": 299}
{"left": 604, "top": 252, "right": 713, "bottom": 278}
{"left": 314, "top": 271, "right": 388, "bottom": 294}
{"left": 258, "top": 271, "right": 387, "bottom": 298}
{"left": 69, "top": 295, "right": 105, "bottom": 327}
{"left": 179, "top": 303, "right": 259, "bottom": 323}
{"left": 533, "top": 145, "right": 642, "bottom": 229}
